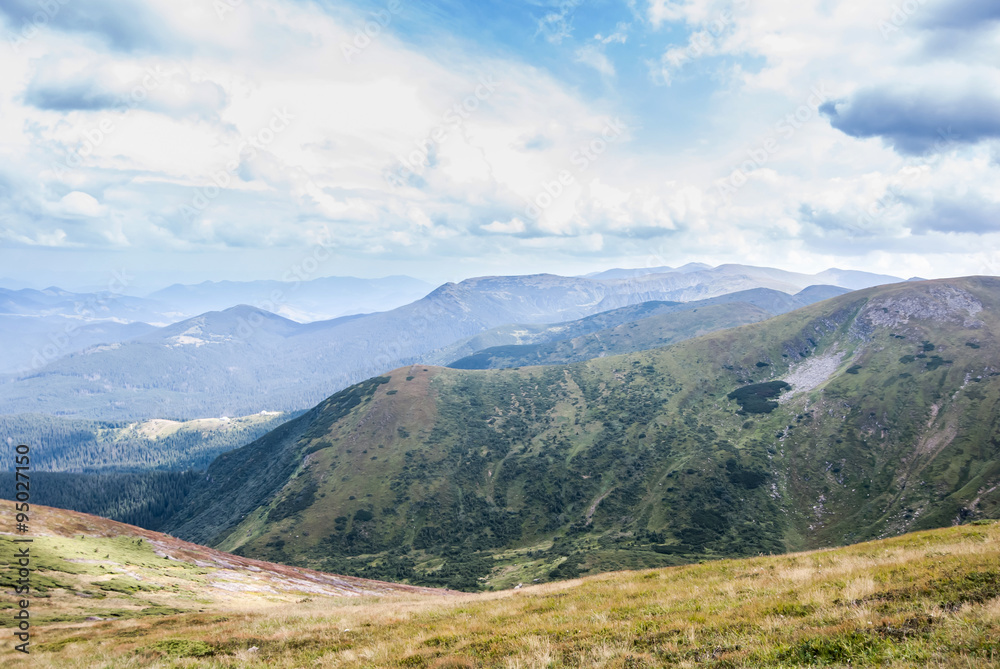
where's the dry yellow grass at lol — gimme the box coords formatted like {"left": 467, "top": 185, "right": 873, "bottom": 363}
{"left": 1, "top": 502, "right": 998, "bottom": 667}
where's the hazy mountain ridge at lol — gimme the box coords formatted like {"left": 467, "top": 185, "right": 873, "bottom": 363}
{"left": 149, "top": 275, "right": 434, "bottom": 322}
{"left": 446, "top": 302, "right": 775, "bottom": 369}
{"left": 0, "top": 267, "right": 883, "bottom": 420}
{"left": 587, "top": 263, "right": 901, "bottom": 292}
{"left": 0, "top": 314, "right": 156, "bottom": 374}
{"left": 0, "top": 275, "right": 430, "bottom": 375}
{"left": 154, "top": 277, "right": 998, "bottom": 590}
{"left": 0, "top": 286, "right": 169, "bottom": 322}
{"left": 435, "top": 285, "right": 851, "bottom": 369}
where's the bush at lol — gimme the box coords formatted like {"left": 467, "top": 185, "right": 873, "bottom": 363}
{"left": 727, "top": 381, "right": 790, "bottom": 414}
{"left": 149, "top": 639, "right": 215, "bottom": 657}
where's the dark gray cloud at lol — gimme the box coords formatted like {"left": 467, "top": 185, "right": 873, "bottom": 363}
{"left": 917, "top": 0, "right": 1000, "bottom": 30}
{"left": 1, "top": 0, "right": 182, "bottom": 53}
{"left": 23, "top": 67, "right": 227, "bottom": 121}
{"left": 800, "top": 193, "right": 1000, "bottom": 240}
{"left": 908, "top": 196, "right": 1000, "bottom": 234}
{"left": 24, "top": 79, "right": 121, "bottom": 111}
{"left": 820, "top": 88, "right": 1000, "bottom": 155}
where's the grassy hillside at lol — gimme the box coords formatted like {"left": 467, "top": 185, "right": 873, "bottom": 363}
{"left": 0, "top": 501, "right": 450, "bottom": 659}
{"left": 165, "top": 277, "right": 1000, "bottom": 591}
{"left": 2, "top": 502, "right": 998, "bottom": 667}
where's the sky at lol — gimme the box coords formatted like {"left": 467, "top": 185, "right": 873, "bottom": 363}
{"left": 1, "top": 0, "right": 999, "bottom": 292}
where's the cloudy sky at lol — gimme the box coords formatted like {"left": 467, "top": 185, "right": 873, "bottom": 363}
{"left": 1, "top": 0, "right": 999, "bottom": 291}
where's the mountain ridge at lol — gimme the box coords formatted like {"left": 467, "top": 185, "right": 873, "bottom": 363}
{"left": 0, "top": 270, "right": 882, "bottom": 420}
{"left": 154, "top": 276, "right": 1000, "bottom": 590}
{"left": 435, "top": 285, "right": 852, "bottom": 369}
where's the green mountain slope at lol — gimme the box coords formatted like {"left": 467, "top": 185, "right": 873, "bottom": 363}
{"left": 165, "top": 277, "right": 1000, "bottom": 591}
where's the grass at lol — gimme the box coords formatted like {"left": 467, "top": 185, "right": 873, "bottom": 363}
{"left": 2, "top": 519, "right": 998, "bottom": 667}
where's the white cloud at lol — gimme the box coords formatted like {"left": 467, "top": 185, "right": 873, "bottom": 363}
{"left": 0, "top": 0, "right": 998, "bottom": 283}
{"left": 0, "top": 0, "right": 621, "bottom": 256}
{"left": 482, "top": 218, "right": 527, "bottom": 234}
{"left": 54, "top": 191, "right": 105, "bottom": 218}
{"left": 574, "top": 44, "right": 615, "bottom": 76}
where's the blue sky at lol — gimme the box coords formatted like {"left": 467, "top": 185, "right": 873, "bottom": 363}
{"left": 1, "top": 0, "right": 999, "bottom": 291}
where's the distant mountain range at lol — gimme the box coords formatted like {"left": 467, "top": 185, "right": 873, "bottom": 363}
{"left": 148, "top": 275, "right": 434, "bottom": 322}
{"left": 0, "top": 314, "right": 156, "bottom": 374}
{"left": 432, "top": 285, "right": 851, "bottom": 369}
{"left": 0, "top": 266, "right": 899, "bottom": 420}
{"left": 585, "top": 263, "right": 907, "bottom": 289}
{"left": 0, "top": 286, "right": 171, "bottom": 323}
{"left": 0, "top": 275, "right": 431, "bottom": 374}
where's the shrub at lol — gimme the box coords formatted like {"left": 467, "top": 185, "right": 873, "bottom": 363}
{"left": 149, "top": 639, "right": 215, "bottom": 657}
{"left": 727, "top": 381, "right": 790, "bottom": 414}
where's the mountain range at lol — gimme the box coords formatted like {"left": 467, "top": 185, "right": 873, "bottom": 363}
{"left": 0, "top": 265, "right": 900, "bottom": 421}
{"left": 434, "top": 285, "right": 850, "bottom": 369}
{"left": 139, "top": 276, "right": 1000, "bottom": 591}
{"left": 0, "top": 275, "right": 432, "bottom": 375}
{"left": 147, "top": 274, "right": 434, "bottom": 322}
